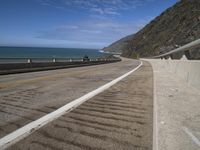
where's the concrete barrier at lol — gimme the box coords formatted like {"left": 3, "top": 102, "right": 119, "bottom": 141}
{"left": 148, "top": 59, "right": 200, "bottom": 91}
{"left": 144, "top": 59, "right": 200, "bottom": 150}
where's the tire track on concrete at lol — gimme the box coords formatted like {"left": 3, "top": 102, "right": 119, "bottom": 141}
{"left": 87, "top": 100, "right": 145, "bottom": 109}
{"left": 67, "top": 115, "right": 140, "bottom": 130}
{"left": 77, "top": 106, "right": 146, "bottom": 118}
{"left": 70, "top": 110, "right": 145, "bottom": 123}
{"left": 83, "top": 102, "right": 147, "bottom": 112}
{"left": 0, "top": 102, "right": 50, "bottom": 114}
{"left": 31, "top": 141, "right": 63, "bottom": 150}
{"left": 0, "top": 109, "right": 33, "bottom": 122}
{"left": 38, "top": 130, "right": 105, "bottom": 150}
{"left": 70, "top": 108, "right": 146, "bottom": 126}
{"left": 53, "top": 124, "right": 144, "bottom": 147}
{"left": 58, "top": 118, "right": 133, "bottom": 135}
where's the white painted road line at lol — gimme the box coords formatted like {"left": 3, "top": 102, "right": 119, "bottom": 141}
{"left": 0, "top": 61, "right": 142, "bottom": 150}
{"left": 152, "top": 67, "right": 158, "bottom": 150}
{"left": 182, "top": 126, "right": 200, "bottom": 147}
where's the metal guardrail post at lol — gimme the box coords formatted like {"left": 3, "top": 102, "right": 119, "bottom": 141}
{"left": 184, "top": 51, "right": 191, "bottom": 60}
{"left": 27, "top": 59, "right": 32, "bottom": 63}
{"left": 153, "top": 39, "right": 200, "bottom": 59}
{"left": 0, "top": 57, "right": 121, "bottom": 64}
{"left": 53, "top": 58, "right": 56, "bottom": 62}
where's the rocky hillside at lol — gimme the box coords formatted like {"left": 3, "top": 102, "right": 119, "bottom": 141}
{"left": 102, "top": 34, "right": 134, "bottom": 53}
{"left": 104, "top": 0, "right": 200, "bottom": 58}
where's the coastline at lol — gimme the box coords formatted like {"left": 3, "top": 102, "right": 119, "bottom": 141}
{"left": 98, "top": 49, "right": 122, "bottom": 55}
{"left": 0, "top": 47, "right": 104, "bottom": 59}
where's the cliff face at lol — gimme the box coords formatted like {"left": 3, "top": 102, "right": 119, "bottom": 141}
{"left": 105, "top": 0, "right": 200, "bottom": 58}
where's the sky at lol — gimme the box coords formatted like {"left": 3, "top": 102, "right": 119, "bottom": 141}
{"left": 0, "top": 0, "right": 178, "bottom": 49}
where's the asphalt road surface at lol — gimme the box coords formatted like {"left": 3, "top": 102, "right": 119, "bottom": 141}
{"left": 0, "top": 58, "right": 153, "bottom": 150}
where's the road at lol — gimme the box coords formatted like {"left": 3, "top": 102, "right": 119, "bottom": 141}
{"left": 0, "top": 58, "right": 153, "bottom": 149}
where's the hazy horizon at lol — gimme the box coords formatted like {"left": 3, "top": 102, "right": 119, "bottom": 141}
{"left": 0, "top": 44, "right": 99, "bottom": 50}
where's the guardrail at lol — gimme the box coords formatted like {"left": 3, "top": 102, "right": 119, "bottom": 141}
{"left": 0, "top": 57, "right": 120, "bottom": 64}
{"left": 0, "top": 57, "right": 121, "bottom": 75}
{"left": 153, "top": 39, "right": 200, "bottom": 60}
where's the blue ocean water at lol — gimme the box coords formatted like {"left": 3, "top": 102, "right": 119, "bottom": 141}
{"left": 0, "top": 46, "right": 104, "bottom": 58}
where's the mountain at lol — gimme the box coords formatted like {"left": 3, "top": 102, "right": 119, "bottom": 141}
{"left": 102, "top": 34, "right": 135, "bottom": 54}
{"left": 104, "top": 0, "right": 200, "bottom": 58}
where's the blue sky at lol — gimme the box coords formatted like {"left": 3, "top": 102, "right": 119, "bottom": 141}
{"left": 0, "top": 0, "right": 178, "bottom": 49}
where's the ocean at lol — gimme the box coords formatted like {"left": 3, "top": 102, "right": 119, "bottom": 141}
{"left": 0, "top": 46, "right": 105, "bottom": 59}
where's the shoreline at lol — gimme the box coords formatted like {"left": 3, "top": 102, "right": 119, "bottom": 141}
{"left": 98, "top": 49, "right": 122, "bottom": 55}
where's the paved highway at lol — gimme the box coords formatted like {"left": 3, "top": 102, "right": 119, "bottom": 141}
{"left": 0, "top": 58, "right": 153, "bottom": 149}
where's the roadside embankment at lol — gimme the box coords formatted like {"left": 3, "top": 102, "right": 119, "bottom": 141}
{"left": 145, "top": 59, "right": 200, "bottom": 150}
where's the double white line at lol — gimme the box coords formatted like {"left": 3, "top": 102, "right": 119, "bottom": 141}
{"left": 0, "top": 61, "right": 142, "bottom": 150}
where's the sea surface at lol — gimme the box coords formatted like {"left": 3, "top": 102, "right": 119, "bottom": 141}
{"left": 0, "top": 46, "right": 104, "bottom": 59}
